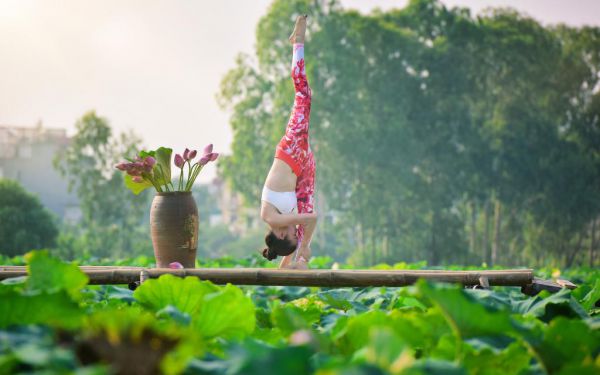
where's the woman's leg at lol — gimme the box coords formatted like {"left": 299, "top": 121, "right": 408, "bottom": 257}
{"left": 295, "top": 151, "right": 315, "bottom": 247}
{"left": 275, "top": 18, "right": 311, "bottom": 177}
{"left": 275, "top": 43, "right": 312, "bottom": 174}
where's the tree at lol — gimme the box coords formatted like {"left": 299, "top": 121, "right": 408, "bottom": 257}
{"left": 0, "top": 179, "right": 58, "bottom": 256}
{"left": 218, "top": 0, "right": 600, "bottom": 267}
{"left": 54, "top": 111, "right": 152, "bottom": 258}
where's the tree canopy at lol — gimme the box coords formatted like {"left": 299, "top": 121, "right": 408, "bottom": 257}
{"left": 54, "top": 111, "right": 152, "bottom": 258}
{"left": 0, "top": 179, "right": 58, "bottom": 256}
{"left": 218, "top": 0, "right": 600, "bottom": 267}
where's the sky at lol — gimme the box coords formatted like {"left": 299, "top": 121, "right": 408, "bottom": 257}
{"left": 1, "top": 0, "right": 599, "bottom": 182}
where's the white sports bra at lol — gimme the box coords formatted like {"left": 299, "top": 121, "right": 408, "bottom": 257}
{"left": 261, "top": 186, "right": 297, "bottom": 214}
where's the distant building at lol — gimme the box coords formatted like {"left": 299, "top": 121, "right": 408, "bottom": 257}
{"left": 0, "top": 124, "right": 81, "bottom": 222}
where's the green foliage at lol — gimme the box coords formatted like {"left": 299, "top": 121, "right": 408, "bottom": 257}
{"left": 0, "top": 252, "right": 599, "bottom": 374}
{"left": 134, "top": 274, "right": 218, "bottom": 314}
{"left": 134, "top": 274, "right": 256, "bottom": 340}
{"left": 122, "top": 147, "right": 175, "bottom": 195}
{"left": 417, "top": 281, "right": 515, "bottom": 341}
{"left": 0, "top": 179, "right": 58, "bottom": 256}
{"left": 192, "top": 284, "right": 256, "bottom": 339}
{"left": 25, "top": 250, "right": 89, "bottom": 299}
{"left": 53, "top": 111, "right": 152, "bottom": 258}
{"left": 218, "top": 0, "right": 600, "bottom": 268}
{"left": 0, "top": 289, "right": 82, "bottom": 329}
{"left": 0, "top": 251, "right": 87, "bottom": 329}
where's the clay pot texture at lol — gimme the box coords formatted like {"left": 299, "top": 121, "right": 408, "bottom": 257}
{"left": 150, "top": 192, "right": 198, "bottom": 268}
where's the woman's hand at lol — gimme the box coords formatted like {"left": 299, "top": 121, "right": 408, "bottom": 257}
{"left": 297, "top": 244, "right": 311, "bottom": 261}
{"left": 294, "top": 245, "right": 311, "bottom": 270}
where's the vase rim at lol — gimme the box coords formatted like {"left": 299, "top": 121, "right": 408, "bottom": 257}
{"left": 156, "top": 191, "right": 193, "bottom": 196}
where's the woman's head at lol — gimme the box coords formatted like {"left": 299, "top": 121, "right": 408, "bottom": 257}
{"left": 262, "top": 227, "right": 297, "bottom": 260}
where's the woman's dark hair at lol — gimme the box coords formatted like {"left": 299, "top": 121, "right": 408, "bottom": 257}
{"left": 262, "top": 230, "right": 296, "bottom": 260}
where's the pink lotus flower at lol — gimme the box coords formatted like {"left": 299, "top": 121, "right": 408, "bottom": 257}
{"left": 169, "top": 262, "right": 184, "bottom": 269}
{"left": 174, "top": 154, "right": 185, "bottom": 168}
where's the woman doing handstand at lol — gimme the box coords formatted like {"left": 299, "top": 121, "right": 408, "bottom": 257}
{"left": 260, "top": 15, "right": 317, "bottom": 269}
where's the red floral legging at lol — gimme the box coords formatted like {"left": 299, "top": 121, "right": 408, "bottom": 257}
{"left": 275, "top": 43, "right": 315, "bottom": 246}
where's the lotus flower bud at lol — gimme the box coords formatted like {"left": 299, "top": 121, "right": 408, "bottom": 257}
{"left": 144, "top": 156, "right": 156, "bottom": 167}
{"left": 174, "top": 154, "right": 185, "bottom": 168}
{"left": 188, "top": 149, "right": 197, "bottom": 160}
{"left": 203, "top": 144, "right": 213, "bottom": 155}
{"left": 289, "top": 330, "right": 313, "bottom": 346}
{"left": 169, "top": 262, "right": 184, "bottom": 269}
{"left": 183, "top": 148, "right": 190, "bottom": 160}
{"left": 127, "top": 163, "right": 143, "bottom": 176}
{"left": 208, "top": 152, "right": 219, "bottom": 162}
{"left": 116, "top": 163, "right": 128, "bottom": 171}
{"left": 143, "top": 156, "right": 156, "bottom": 172}
{"left": 198, "top": 155, "right": 210, "bottom": 166}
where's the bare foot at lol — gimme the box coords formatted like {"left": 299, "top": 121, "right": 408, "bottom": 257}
{"left": 279, "top": 262, "right": 297, "bottom": 269}
{"left": 279, "top": 254, "right": 294, "bottom": 269}
{"left": 289, "top": 14, "right": 307, "bottom": 44}
{"left": 295, "top": 256, "right": 309, "bottom": 270}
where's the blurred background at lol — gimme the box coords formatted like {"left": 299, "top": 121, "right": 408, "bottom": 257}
{"left": 1, "top": 0, "right": 599, "bottom": 268}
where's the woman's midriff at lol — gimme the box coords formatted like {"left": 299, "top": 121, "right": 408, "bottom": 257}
{"left": 264, "top": 158, "right": 297, "bottom": 192}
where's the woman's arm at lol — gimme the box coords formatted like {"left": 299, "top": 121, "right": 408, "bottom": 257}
{"left": 299, "top": 215, "right": 317, "bottom": 248}
{"left": 260, "top": 203, "right": 317, "bottom": 228}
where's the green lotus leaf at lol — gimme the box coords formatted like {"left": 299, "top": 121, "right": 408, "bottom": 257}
{"left": 210, "top": 340, "right": 314, "bottom": 375}
{"left": 153, "top": 147, "right": 173, "bottom": 186}
{"left": 521, "top": 317, "right": 599, "bottom": 374}
{"left": 24, "top": 250, "right": 88, "bottom": 300}
{"left": 462, "top": 341, "right": 531, "bottom": 375}
{"left": 332, "top": 310, "right": 392, "bottom": 355}
{"left": 556, "top": 364, "right": 600, "bottom": 375}
{"left": 511, "top": 288, "right": 588, "bottom": 322}
{"left": 103, "top": 285, "right": 135, "bottom": 304}
{"left": 417, "top": 281, "right": 515, "bottom": 340}
{"left": 401, "top": 359, "right": 467, "bottom": 375}
{"left": 124, "top": 174, "right": 153, "bottom": 195}
{"left": 193, "top": 284, "right": 255, "bottom": 340}
{"left": 271, "top": 302, "right": 321, "bottom": 336}
{"left": 389, "top": 309, "right": 453, "bottom": 358}
{"left": 0, "top": 354, "right": 18, "bottom": 375}
{"left": 316, "top": 289, "right": 355, "bottom": 311}
{"left": 0, "top": 326, "right": 76, "bottom": 372}
{"left": 580, "top": 278, "right": 600, "bottom": 312}
{"left": 156, "top": 305, "right": 192, "bottom": 326}
{"left": 133, "top": 274, "right": 218, "bottom": 315}
{"left": 362, "top": 327, "right": 409, "bottom": 372}
{"left": 0, "top": 287, "right": 82, "bottom": 329}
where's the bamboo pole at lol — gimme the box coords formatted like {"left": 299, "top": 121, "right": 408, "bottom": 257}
{"left": 0, "top": 266, "right": 533, "bottom": 287}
